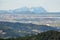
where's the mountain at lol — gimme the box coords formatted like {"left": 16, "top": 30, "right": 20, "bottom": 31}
{"left": 0, "top": 30, "right": 60, "bottom": 40}
{"left": 13, "top": 7, "right": 31, "bottom": 14}
{"left": 0, "top": 21, "right": 59, "bottom": 38}
{"left": 30, "top": 7, "right": 47, "bottom": 13}
{"left": 0, "top": 7, "right": 47, "bottom": 14}
{"left": 13, "top": 7, "right": 47, "bottom": 14}
{"left": 0, "top": 10, "right": 9, "bottom": 14}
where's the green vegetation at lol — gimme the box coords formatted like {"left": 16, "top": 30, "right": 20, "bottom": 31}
{"left": 0, "top": 30, "right": 60, "bottom": 40}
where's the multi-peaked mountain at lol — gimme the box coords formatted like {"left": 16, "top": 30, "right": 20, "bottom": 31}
{"left": 0, "top": 7, "right": 47, "bottom": 14}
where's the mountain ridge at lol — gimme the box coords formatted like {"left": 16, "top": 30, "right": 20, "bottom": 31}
{"left": 0, "top": 7, "right": 47, "bottom": 14}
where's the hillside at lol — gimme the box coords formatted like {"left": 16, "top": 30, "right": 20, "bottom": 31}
{"left": 0, "top": 30, "right": 60, "bottom": 40}
{"left": 0, "top": 21, "right": 58, "bottom": 38}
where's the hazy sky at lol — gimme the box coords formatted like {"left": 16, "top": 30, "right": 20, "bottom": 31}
{"left": 0, "top": 0, "right": 60, "bottom": 12}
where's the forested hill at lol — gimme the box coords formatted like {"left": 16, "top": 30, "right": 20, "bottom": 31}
{"left": 0, "top": 30, "right": 60, "bottom": 40}
{"left": 0, "top": 21, "right": 59, "bottom": 38}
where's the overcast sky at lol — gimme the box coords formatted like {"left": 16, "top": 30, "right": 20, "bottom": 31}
{"left": 0, "top": 0, "right": 60, "bottom": 12}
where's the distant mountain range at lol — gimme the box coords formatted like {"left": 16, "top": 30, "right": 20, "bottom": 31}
{"left": 0, "top": 21, "right": 60, "bottom": 38}
{"left": 0, "top": 7, "right": 47, "bottom": 14}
